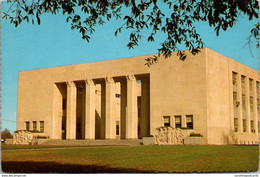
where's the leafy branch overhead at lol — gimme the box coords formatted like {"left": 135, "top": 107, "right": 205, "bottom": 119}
{"left": 3, "top": 0, "right": 259, "bottom": 63}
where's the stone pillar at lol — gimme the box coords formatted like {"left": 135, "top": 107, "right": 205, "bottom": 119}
{"left": 105, "top": 77, "right": 116, "bottom": 139}
{"left": 139, "top": 78, "right": 150, "bottom": 138}
{"left": 237, "top": 75, "right": 243, "bottom": 134}
{"left": 100, "top": 82, "right": 106, "bottom": 139}
{"left": 66, "top": 81, "right": 77, "bottom": 140}
{"left": 126, "top": 75, "right": 138, "bottom": 139}
{"left": 253, "top": 81, "right": 258, "bottom": 134}
{"left": 84, "top": 79, "right": 96, "bottom": 139}
{"left": 245, "top": 77, "right": 250, "bottom": 133}
{"left": 120, "top": 80, "right": 127, "bottom": 139}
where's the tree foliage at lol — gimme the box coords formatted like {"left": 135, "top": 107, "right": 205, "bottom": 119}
{"left": 2, "top": 0, "right": 259, "bottom": 64}
{"left": 1, "top": 128, "right": 13, "bottom": 141}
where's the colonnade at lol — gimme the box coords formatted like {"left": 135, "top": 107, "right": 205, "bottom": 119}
{"left": 64, "top": 75, "right": 150, "bottom": 140}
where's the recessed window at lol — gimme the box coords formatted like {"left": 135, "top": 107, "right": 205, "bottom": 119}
{"left": 251, "top": 120, "right": 254, "bottom": 133}
{"left": 249, "top": 79, "right": 253, "bottom": 91}
{"left": 232, "top": 72, "right": 237, "bottom": 85}
{"left": 243, "top": 119, "right": 246, "bottom": 132}
{"left": 242, "top": 94, "right": 246, "bottom": 110}
{"left": 115, "top": 94, "right": 121, "bottom": 98}
{"left": 163, "top": 116, "right": 170, "bottom": 127}
{"left": 175, "top": 116, "right": 181, "bottom": 129}
{"left": 186, "top": 115, "right": 193, "bottom": 129}
{"left": 33, "top": 121, "right": 37, "bottom": 131}
{"left": 40, "top": 121, "right": 44, "bottom": 133}
{"left": 25, "top": 121, "right": 30, "bottom": 131}
{"left": 234, "top": 118, "right": 238, "bottom": 132}
{"left": 241, "top": 75, "right": 245, "bottom": 89}
{"left": 116, "top": 121, "right": 120, "bottom": 135}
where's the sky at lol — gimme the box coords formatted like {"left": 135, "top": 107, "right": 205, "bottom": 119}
{"left": 1, "top": 2, "right": 259, "bottom": 133}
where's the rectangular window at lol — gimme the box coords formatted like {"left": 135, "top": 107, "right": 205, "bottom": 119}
{"left": 249, "top": 79, "right": 253, "bottom": 92}
{"left": 33, "top": 121, "right": 37, "bottom": 131}
{"left": 25, "top": 121, "right": 30, "bottom": 131}
{"left": 234, "top": 118, "right": 238, "bottom": 132}
{"left": 250, "top": 96, "right": 253, "bottom": 109}
{"left": 259, "top": 121, "right": 260, "bottom": 133}
{"left": 242, "top": 94, "right": 246, "bottom": 110}
{"left": 186, "top": 115, "right": 193, "bottom": 129}
{"left": 251, "top": 120, "right": 254, "bottom": 133}
{"left": 115, "top": 94, "right": 121, "bottom": 98}
{"left": 232, "top": 72, "right": 237, "bottom": 86}
{"left": 163, "top": 116, "right": 170, "bottom": 127}
{"left": 241, "top": 75, "right": 245, "bottom": 89}
{"left": 175, "top": 115, "right": 181, "bottom": 129}
{"left": 62, "top": 98, "right": 66, "bottom": 110}
{"left": 233, "top": 92, "right": 237, "bottom": 106}
{"left": 40, "top": 121, "right": 44, "bottom": 133}
{"left": 116, "top": 121, "right": 120, "bottom": 135}
{"left": 243, "top": 119, "right": 246, "bottom": 132}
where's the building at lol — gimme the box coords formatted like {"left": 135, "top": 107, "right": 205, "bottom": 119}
{"left": 16, "top": 48, "right": 259, "bottom": 145}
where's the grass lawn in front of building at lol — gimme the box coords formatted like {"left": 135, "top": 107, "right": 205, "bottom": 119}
{"left": 1, "top": 145, "right": 259, "bottom": 173}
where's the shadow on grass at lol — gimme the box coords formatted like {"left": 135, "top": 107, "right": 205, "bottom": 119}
{"left": 2, "top": 161, "right": 156, "bottom": 173}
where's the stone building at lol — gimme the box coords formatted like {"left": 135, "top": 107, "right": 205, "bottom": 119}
{"left": 16, "top": 48, "right": 259, "bottom": 145}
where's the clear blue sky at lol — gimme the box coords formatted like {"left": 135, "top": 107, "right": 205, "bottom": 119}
{"left": 1, "top": 2, "right": 259, "bottom": 133}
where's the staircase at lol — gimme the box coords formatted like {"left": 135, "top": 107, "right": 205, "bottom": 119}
{"left": 40, "top": 139, "right": 143, "bottom": 146}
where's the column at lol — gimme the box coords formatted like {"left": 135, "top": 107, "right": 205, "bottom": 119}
{"left": 237, "top": 75, "right": 243, "bottom": 134}
{"left": 139, "top": 78, "right": 150, "bottom": 138}
{"left": 126, "top": 75, "right": 138, "bottom": 139}
{"left": 105, "top": 77, "right": 116, "bottom": 139}
{"left": 84, "top": 79, "right": 96, "bottom": 139}
{"left": 253, "top": 81, "right": 258, "bottom": 135}
{"left": 120, "top": 79, "right": 127, "bottom": 139}
{"left": 245, "top": 77, "right": 250, "bottom": 133}
{"left": 66, "top": 81, "right": 77, "bottom": 139}
{"left": 100, "top": 82, "right": 106, "bottom": 139}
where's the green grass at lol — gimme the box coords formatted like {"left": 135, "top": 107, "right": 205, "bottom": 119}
{"left": 2, "top": 145, "right": 259, "bottom": 173}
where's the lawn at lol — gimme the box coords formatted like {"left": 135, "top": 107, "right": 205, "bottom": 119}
{"left": 1, "top": 145, "right": 259, "bottom": 173}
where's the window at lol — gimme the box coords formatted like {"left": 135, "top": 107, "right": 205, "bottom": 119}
{"left": 233, "top": 92, "right": 237, "bottom": 106}
{"left": 241, "top": 75, "right": 245, "bottom": 89}
{"left": 243, "top": 119, "right": 246, "bottom": 132}
{"left": 62, "top": 98, "right": 66, "bottom": 110}
{"left": 234, "top": 118, "right": 238, "bottom": 132}
{"left": 251, "top": 120, "right": 255, "bottom": 133}
{"left": 25, "top": 121, "right": 30, "bottom": 131}
{"left": 163, "top": 116, "right": 170, "bottom": 127}
{"left": 33, "top": 121, "right": 37, "bottom": 131}
{"left": 186, "top": 115, "right": 193, "bottom": 129}
{"left": 250, "top": 96, "right": 253, "bottom": 109}
{"left": 249, "top": 79, "right": 253, "bottom": 91}
{"left": 116, "top": 121, "right": 120, "bottom": 135}
{"left": 115, "top": 94, "right": 121, "bottom": 98}
{"left": 40, "top": 121, "right": 44, "bottom": 133}
{"left": 232, "top": 72, "right": 237, "bottom": 85}
{"left": 175, "top": 116, "right": 181, "bottom": 128}
{"left": 242, "top": 94, "right": 246, "bottom": 110}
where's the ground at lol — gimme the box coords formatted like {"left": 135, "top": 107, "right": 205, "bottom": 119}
{"left": 1, "top": 144, "right": 259, "bottom": 173}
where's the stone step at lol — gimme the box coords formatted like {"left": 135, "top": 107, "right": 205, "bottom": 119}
{"left": 40, "top": 139, "right": 143, "bottom": 146}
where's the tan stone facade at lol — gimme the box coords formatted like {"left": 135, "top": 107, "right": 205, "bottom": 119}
{"left": 16, "top": 48, "right": 259, "bottom": 145}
